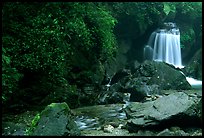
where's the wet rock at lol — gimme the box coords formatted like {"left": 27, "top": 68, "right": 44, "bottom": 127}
{"left": 129, "top": 60, "right": 141, "bottom": 73}
{"left": 182, "top": 48, "right": 202, "bottom": 80}
{"left": 156, "top": 128, "right": 188, "bottom": 136}
{"left": 129, "top": 86, "right": 147, "bottom": 102}
{"left": 29, "top": 102, "right": 80, "bottom": 136}
{"left": 97, "top": 91, "right": 125, "bottom": 105}
{"left": 133, "top": 60, "right": 191, "bottom": 90}
{"left": 2, "top": 122, "right": 27, "bottom": 136}
{"left": 103, "top": 124, "right": 114, "bottom": 133}
{"left": 121, "top": 75, "right": 160, "bottom": 102}
{"left": 109, "top": 69, "right": 131, "bottom": 85}
{"left": 125, "top": 92, "right": 202, "bottom": 133}
{"left": 129, "top": 84, "right": 160, "bottom": 102}
{"left": 190, "top": 129, "right": 202, "bottom": 136}
{"left": 109, "top": 83, "right": 123, "bottom": 92}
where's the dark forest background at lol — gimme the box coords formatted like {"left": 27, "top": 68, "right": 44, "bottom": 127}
{"left": 2, "top": 2, "right": 202, "bottom": 111}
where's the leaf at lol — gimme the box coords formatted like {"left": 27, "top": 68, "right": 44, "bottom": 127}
{"left": 163, "top": 3, "right": 171, "bottom": 15}
{"left": 3, "top": 55, "right": 11, "bottom": 64}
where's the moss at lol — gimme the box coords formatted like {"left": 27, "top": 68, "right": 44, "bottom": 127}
{"left": 40, "top": 102, "right": 70, "bottom": 118}
{"left": 25, "top": 102, "right": 71, "bottom": 135}
{"left": 48, "top": 102, "right": 70, "bottom": 111}
{"left": 25, "top": 113, "right": 40, "bottom": 135}
{"left": 48, "top": 103, "right": 58, "bottom": 108}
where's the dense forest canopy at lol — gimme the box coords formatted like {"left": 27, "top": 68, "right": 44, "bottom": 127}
{"left": 2, "top": 2, "right": 202, "bottom": 109}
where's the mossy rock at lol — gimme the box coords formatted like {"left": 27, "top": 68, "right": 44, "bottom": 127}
{"left": 27, "top": 102, "right": 80, "bottom": 136}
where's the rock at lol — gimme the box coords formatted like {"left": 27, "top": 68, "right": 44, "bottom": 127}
{"left": 109, "top": 83, "right": 123, "bottom": 92}
{"left": 103, "top": 125, "right": 114, "bottom": 133}
{"left": 129, "top": 84, "right": 160, "bottom": 102}
{"left": 133, "top": 60, "right": 191, "bottom": 90}
{"left": 109, "top": 69, "right": 131, "bottom": 85}
{"left": 28, "top": 102, "right": 80, "bottom": 136}
{"left": 117, "top": 124, "right": 125, "bottom": 129}
{"left": 129, "top": 60, "right": 141, "bottom": 73}
{"left": 182, "top": 48, "right": 202, "bottom": 80}
{"left": 156, "top": 128, "right": 188, "bottom": 136}
{"left": 104, "top": 57, "right": 123, "bottom": 82}
{"left": 191, "top": 129, "right": 202, "bottom": 136}
{"left": 97, "top": 91, "right": 124, "bottom": 105}
{"left": 197, "top": 97, "right": 202, "bottom": 122}
{"left": 122, "top": 75, "right": 160, "bottom": 102}
{"left": 2, "top": 122, "right": 27, "bottom": 136}
{"left": 129, "top": 86, "right": 148, "bottom": 102}
{"left": 125, "top": 92, "right": 202, "bottom": 133}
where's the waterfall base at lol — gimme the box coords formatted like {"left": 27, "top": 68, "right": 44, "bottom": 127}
{"left": 186, "top": 77, "right": 202, "bottom": 89}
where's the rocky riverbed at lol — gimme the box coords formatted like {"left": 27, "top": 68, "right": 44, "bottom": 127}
{"left": 2, "top": 90, "right": 202, "bottom": 136}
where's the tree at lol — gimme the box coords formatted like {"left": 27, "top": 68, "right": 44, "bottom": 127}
{"left": 2, "top": 2, "right": 117, "bottom": 107}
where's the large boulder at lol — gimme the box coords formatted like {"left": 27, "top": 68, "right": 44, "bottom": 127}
{"left": 129, "top": 84, "right": 160, "bottom": 102}
{"left": 133, "top": 60, "right": 191, "bottom": 90}
{"left": 98, "top": 60, "right": 192, "bottom": 104}
{"left": 125, "top": 92, "right": 202, "bottom": 133}
{"left": 28, "top": 102, "right": 80, "bottom": 136}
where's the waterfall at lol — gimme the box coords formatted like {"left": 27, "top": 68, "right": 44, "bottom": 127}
{"left": 144, "top": 22, "right": 202, "bottom": 89}
{"left": 146, "top": 22, "right": 183, "bottom": 68}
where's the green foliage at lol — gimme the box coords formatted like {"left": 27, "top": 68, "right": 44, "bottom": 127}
{"left": 181, "top": 31, "right": 194, "bottom": 46}
{"left": 2, "top": 47, "right": 23, "bottom": 103}
{"left": 3, "top": 2, "right": 201, "bottom": 108}
{"left": 180, "top": 27, "right": 195, "bottom": 49}
{"left": 163, "top": 2, "right": 176, "bottom": 15}
{"left": 103, "top": 2, "right": 164, "bottom": 40}
{"left": 2, "top": 2, "right": 117, "bottom": 105}
{"left": 25, "top": 113, "right": 40, "bottom": 135}
{"left": 175, "top": 2, "right": 202, "bottom": 17}
{"left": 161, "top": 2, "right": 202, "bottom": 20}
{"left": 173, "top": 2, "right": 202, "bottom": 25}
{"left": 31, "top": 113, "right": 40, "bottom": 127}
{"left": 172, "top": 2, "right": 202, "bottom": 49}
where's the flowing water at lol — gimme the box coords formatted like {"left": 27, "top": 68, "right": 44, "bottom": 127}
{"left": 146, "top": 22, "right": 183, "bottom": 68}
{"left": 73, "top": 93, "right": 130, "bottom": 131}
{"left": 144, "top": 22, "right": 202, "bottom": 88}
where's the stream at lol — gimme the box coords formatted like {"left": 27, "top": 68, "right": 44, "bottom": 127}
{"left": 72, "top": 93, "right": 130, "bottom": 131}
{"left": 2, "top": 90, "right": 202, "bottom": 136}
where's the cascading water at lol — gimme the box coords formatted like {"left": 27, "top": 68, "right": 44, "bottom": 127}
{"left": 144, "top": 22, "right": 202, "bottom": 89}
{"left": 145, "top": 22, "right": 183, "bottom": 68}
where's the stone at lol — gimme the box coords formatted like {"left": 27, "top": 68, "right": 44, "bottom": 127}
{"left": 29, "top": 102, "right": 80, "bottom": 136}
{"left": 133, "top": 60, "right": 192, "bottom": 90}
{"left": 156, "top": 128, "right": 188, "bottom": 136}
{"left": 103, "top": 125, "right": 114, "bottom": 133}
{"left": 125, "top": 92, "right": 202, "bottom": 132}
{"left": 129, "top": 84, "right": 160, "bottom": 102}
{"left": 97, "top": 91, "right": 125, "bottom": 105}
{"left": 182, "top": 48, "right": 202, "bottom": 80}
